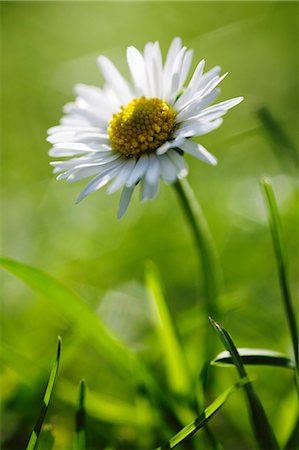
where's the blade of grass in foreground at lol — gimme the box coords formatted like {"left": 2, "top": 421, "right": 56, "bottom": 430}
{"left": 261, "top": 178, "right": 298, "bottom": 371}
{"left": 75, "top": 379, "right": 86, "bottom": 450}
{"left": 145, "top": 261, "right": 191, "bottom": 397}
{"left": 0, "top": 258, "right": 134, "bottom": 377}
{"left": 58, "top": 379, "right": 155, "bottom": 427}
{"left": 156, "top": 377, "right": 250, "bottom": 450}
{"left": 26, "top": 337, "right": 61, "bottom": 450}
{"left": 210, "top": 318, "right": 279, "bottom": 450}
{"left": 212, "top": 348, "right": 295, "bottom": 369}
{"left": 0, "top": 258, "right": 182, "bottom": 429}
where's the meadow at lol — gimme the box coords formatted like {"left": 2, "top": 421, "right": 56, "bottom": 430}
{"left": 1, "top": 2, "right": 298, "bottom": 449}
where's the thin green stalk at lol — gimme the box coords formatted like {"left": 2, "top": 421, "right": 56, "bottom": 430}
{"left": 173, "top": 178, "right": 222, "bottom": 317}
{"left": 75, "top": 379, "right": 86, "bottom": 450}
{"left": 26, "top": 337, "right": 61, "bottom": 450}
{"left": 261, "top": 178, "right": 298, "bottom": 373}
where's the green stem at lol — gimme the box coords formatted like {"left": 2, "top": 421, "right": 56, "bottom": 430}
{"left": 173, "top": 178, "right": 222, "bottom": 318}
{"left": 173, "top": 179, "right": 224, "bottom": 449}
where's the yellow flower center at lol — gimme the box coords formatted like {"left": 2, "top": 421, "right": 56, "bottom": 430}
{"left": 108, "top": 97, "right": 176, "bottom": 158}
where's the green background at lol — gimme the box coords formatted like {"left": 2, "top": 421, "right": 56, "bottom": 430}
{"left": 1, "top": 1, "right": 298, "bottom": 449}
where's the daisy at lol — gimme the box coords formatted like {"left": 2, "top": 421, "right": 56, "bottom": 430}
{"left": 48, "top": 38, "right": 243, "bottom": 218}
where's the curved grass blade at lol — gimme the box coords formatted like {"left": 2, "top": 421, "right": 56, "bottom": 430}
{"left": 0, "top": 258, "right": 134, "bottom": 377}
{"left": 261, "top": 178, "right": 298, "bottom": 371}
{"left": 75, "top": 379, "right": 86, "bottom": 450}
{"left": 210, "top": 318, "right": 279, "bottom": 450}
{"left": 156, "top": 377, "right": 250, "bottom": 450}
{"left": 145, "top": 261, "right": 191, "bottom": 396}
{"left": 26, "top": 337, "right": 61, "bottom": 450}
{"left": 0, "top": 258, "right": 182, "bottom": 428}
{"left": 212, "top": 348, "right": 295, "bottom": 370}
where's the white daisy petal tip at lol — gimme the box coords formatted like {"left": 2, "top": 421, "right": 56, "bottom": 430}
{"left": 48, "top": 38, "right": 242, "bottom": 216}
{"left": 177, "top": 168, "right": 189, "bottom": 179}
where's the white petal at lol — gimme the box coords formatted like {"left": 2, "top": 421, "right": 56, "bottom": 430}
{"left": 187, "top": 59, "right": 205, "bottom": 92}
{"left": 48, "top": 125, "right": 100, "bottom": 135}
{"left": 176, "top": 89, "right": 220, "bottom": 122}
{"left": 63, "top": 104, "right": 103, "bottom": 127}
{"left": 178, "top": 139, "right": 217, "bottom": 165}
{"left": 158, "top": 154, "right": 178, "bottom": 183}
{"left": 51, "top": 152, "right": 117, "bottom": 171}
{"left": 118, "top": 186, "right": 135, "bottom": 219}
{"left": 174, "top": 59, "right": 205, "bottom": 111}
{"left": 127, "top": 46, "right": 148, "bottom": 97}
{"left": 106, "top": 159, "right": 136, "bottom": 194}
{"left": 47, "top": 131, "right": 109, "bottom": 145}
{"left": 156, "top": 141, "right": 172, "bottom": 156}
{"left": 140, "top": 177, "right": 160, "bottom": 201}
{"left": 193, "top": 109, "right": 229, "bottom": 122}
{"left": 152, "top": 42, "right": 163, "bottom": 98}
{"left": 163, "top": 37, "right": 182, "bottom": 98}
{"left": 76, "top": 161, "right": 124, "bottom": 203}
{"left": 178, "top": 49, "right": 193, "bottom": 93}
{"left": 155, "top": 136, "right": 185, "bottom": 156}
{"left": 143, "top": 41, "right": 163, "bottom": 98}
{"left": 174, "top": 118, "right": 223, "bottom": 138}
{"left": 49, "top": 143, "right": 111, "bottom": 157}
{"left": 167, "top": 149, "right": 188, "bottom": 179}
{"left": 197, "top": 66, "right": 221, "bottom": 91}
{"left": 56, "top": 166, "right": 102, "bottom": 182}
{"left": 145, "top": 154, "right": 160, "bottom": 185}
{"left": 167, "top": 46, "right": 187, "bottom": 104}
{"left": 55, "top": 156, "right": 121, "bottom": 182}
{"left": 199, "top": 72, "right": 228, "bottom": 98}
{"left": 198, "top": 96, "right": 244, "bottom": 115}
{"left": 126, "top": 154, "right": 149, "bottom": 187}
{"left": 97, "top": 55, "right": 132, "bottom": 105}
{"left": 60, "top": 116, "right": 90, "bottom": 127}
{"left": 74, "top": 83, "right": 115, "bottom": 120}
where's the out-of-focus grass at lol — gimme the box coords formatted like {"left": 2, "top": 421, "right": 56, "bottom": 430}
{"left": 1, "top": 2, "right": 298, "bottom": 449}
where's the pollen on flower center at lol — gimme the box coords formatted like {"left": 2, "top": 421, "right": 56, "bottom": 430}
{"left": 108, "top": 97, "right": 176, "bottom": 158}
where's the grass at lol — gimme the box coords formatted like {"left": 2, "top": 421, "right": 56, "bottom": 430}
{"left": 1, "top": 1, "right": 298, "bottom": 449}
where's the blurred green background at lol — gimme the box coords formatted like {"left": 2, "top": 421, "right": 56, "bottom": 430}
{"left": 1, "top": 1, "right": 298, "bottom": 449}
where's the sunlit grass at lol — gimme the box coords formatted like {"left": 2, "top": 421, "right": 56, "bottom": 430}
{"left": 1, "top": 1, "right": 298, "bottom": 449}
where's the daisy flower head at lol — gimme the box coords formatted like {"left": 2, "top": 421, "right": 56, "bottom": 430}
{"left": 48, "top": 38, "right": 243, "bottom": 218}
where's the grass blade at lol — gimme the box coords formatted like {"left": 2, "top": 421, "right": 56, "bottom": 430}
{"left": 57, "top": 379, "right": 155, "bottom": 427}
{"left": 75, "top": 379, "right": 86, "bottom": 450}
{"left": 26, "top": 337, "right": 61, "bottom": 450}
{"left": 0, "top": 257, "right": 134, "bottom": 377}
{"left": 261, "top": 177, "right": 298, "bottom": 371}
{"left": 0, "top": 258, "right": 182, "bottom": 428}
{"left": 210, "top": 318, "right": 279, "bottom": 449}
{"left": 145, "top": 261, "right": 191, "bottom": 396}
{"left": 157, "top": 377, "right": 250, "bottom": 450}
{"left": 212, "top": 348, "right": 295, "bottom": 369}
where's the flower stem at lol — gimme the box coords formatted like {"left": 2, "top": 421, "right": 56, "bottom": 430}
{"left": 173, "top": 178, "right": 222, "bottom": 318}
